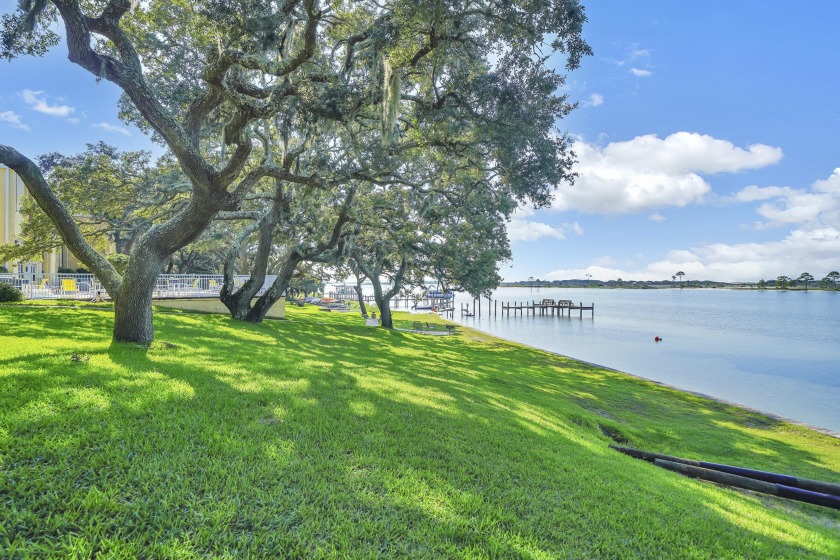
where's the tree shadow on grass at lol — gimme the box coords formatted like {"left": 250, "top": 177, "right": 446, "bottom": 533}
{"left": 1, "top": 305, "right": 113, "bottom": 342}
{"left": 158, "top": 312, "right": 839, "bottom": 554}
{"left": 2, "top": 306, "right": 838, "bottom": 557}
{"left": 198, "top": 310, "right": 839, "bottom": 480}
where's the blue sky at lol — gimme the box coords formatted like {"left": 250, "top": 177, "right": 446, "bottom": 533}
{"left": 2, "top": 1, "right": 839, "bottom": 282}
{"left": 508, "top": 0, "right": 840, "bottom": 282}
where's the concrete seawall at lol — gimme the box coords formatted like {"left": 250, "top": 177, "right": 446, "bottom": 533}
{"left": 153, "top": 297, "right": 285, "bottom": 319}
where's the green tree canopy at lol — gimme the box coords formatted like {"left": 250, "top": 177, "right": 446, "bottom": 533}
{"left": 797, "top": 272, "right": 814, "bottom": 291}
{"left": 0, "top": 142, "right": 185, "bottom": 264}
{"left": 1, "top": 0, "right": 590, "bottom": 342}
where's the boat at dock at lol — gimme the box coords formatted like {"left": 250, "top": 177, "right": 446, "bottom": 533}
{"left": 427, "top": 290, "right": 455, "bottom": 299}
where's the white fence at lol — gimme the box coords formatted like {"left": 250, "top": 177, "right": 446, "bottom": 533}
{"left": 0, "top": 273, "right": 277, "bottom": 301}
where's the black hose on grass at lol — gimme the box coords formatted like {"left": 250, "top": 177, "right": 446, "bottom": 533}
{"left": 610, "top": 444, "right": 840, "bottom": 509}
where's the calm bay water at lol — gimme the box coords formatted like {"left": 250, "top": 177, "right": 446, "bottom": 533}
{"left": 449, "top": 287, "right": 840, "bottom": 433}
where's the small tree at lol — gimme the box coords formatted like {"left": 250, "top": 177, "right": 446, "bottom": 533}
{"left": 798, "top": 272, "right": 814, "bottom": 291}
{"left": 676, "top": 271, "right": 685, "bottom": 287}
{"left": 776, "top": 275, "right": 791, "bottom": 289}
{"left": 828, "top": 271, "right": 839, "bottom": 290}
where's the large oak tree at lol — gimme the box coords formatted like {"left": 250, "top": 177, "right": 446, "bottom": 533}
{"left": 1, "top": 0, "right": 590, "bottom": 343}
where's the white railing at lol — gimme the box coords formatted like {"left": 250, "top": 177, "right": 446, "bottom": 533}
{"left": 0, "top": 273, "right": 277, "bottom": 301}
{"left": 0, "top": 273, "right": 103, "bottom": 300}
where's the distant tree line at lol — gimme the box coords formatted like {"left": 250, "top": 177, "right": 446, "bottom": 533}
{"left": 505, "top": 271, "right": 840, "bottom": 290}
{"left": 758, "top": 271, "right": 839, "bottom": 290}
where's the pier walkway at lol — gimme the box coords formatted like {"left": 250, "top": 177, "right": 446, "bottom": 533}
{"left": 500, "top": 299, "right": 594, "bottom": 318}
{"left": 459, "top": 298, "right": 594, "bottom": 319}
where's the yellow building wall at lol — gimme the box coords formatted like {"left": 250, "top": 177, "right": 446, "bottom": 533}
{"left": 2, "top": 165, "right": 29, "bottom": 272}
{"left": 1, "top": 165, "right": 79, "bottom": 274}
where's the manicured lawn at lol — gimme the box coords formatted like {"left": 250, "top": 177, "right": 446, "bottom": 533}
{"left": 1, "top": 303, "right": 838, "bottom": 558}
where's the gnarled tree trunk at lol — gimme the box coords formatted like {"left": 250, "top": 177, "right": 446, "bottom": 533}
{"left": 223, "top": 185, "right": 356, "bottom": 323}
{"left": 370, "top": 278, "right": 393, "bottom": 328}
{"left": 244, "top": 252, "right": 302, "bottom": 323}
{"left": 357, "top": 255, "right": 406, "bottom": 329}
{"left": 113, "top": 198, "right": 220, "bottom": 343}
{"left": 354, "top": 278, "right": 367, "bottom": 317}
{"left": 221, "top": 218, "right": 274, "bottom": 320}
{"left": 113, "top": 262, "right": 161, "bottom": 343}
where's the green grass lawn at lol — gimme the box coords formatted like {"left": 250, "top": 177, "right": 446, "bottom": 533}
{"left": 1, "top": 303, "right": 838, "bottom": 559}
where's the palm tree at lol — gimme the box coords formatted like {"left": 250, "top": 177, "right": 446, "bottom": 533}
{"left": 798, "top": 272, "right": 814, "bottom": 291}
{"left": 585, "top": 273, "right": 592, "bottom": 287}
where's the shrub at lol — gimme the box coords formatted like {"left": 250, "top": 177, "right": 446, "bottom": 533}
{"left": 0, "top": 265, "right": 8, "bottom": 273}
{"left": 0, "top": 282, "right": 24, "bottom": 303}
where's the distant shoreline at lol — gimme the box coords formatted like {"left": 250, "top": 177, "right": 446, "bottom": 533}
{"left": 499, "top": 283, "right": 838, "bottom": 292}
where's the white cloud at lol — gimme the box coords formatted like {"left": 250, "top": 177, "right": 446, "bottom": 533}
{"left": 647, "top": 226, "right": 840, "bottom": 282}
{"left": 598, "top": 132, "right": 781, "bottom": 175}
{"left": 568, "top": 221, "right": 584, "bottom": 235}
{"left": 553, "top": 132, "right": 783, "bottom": 214}
{"left": 93, "top": 122, "right": 132, "bottom": 136}
{"left": 544, "top": 228, "right": 840, "bottom": 283}
{"left": 735, "top": 185, "right": 795, "bottom": 202}
{"left": 545, "top": 265, "right": 644, "bottom": 282}
{"left": 606, "top": 45, "right": 651, "bottom": 67}
{"left": 508, "top": 210, "right": 583, "bottom": 243}
{"left": 630, "top": 68, "right": 652, "bottom": 77}
{"left": 813, "top": 167, "right": 840, "bottom": 194}
{"left": 755, "top": 193, "right": 834, "bottom": 226}
{"left": 508, "top": 219, "right": 566, "bottom": 242}
{"left": 0, "top": 110, "right": 29, "bottom": 131}
{"left": 584, "top": 93, "right": 604, "bottom": 107}
{"left": 21, "top": 89, "right": 75, "bottom": 117}
{"left": 735, "top": 168, "right": 840, "bottom": 230}
{"left": 545, "top": 168, "right": 840, "bottom": 283}
{"left": 649, "top": 213, "right": 666, "bottom": 222}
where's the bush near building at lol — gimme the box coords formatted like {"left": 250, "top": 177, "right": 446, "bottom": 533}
{"left": 0, "top": 282, "right": 23, "bottom": 302}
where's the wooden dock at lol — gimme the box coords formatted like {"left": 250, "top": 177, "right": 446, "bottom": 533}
{"left": 326, "top": 291, "right": 594, "bottom": 320}
{"left": 326, "top": 292, "right": 456, "bottom": 315}
{"left": 501, "top": 299, "right": 594, "bottom": 318}
{"left": 460, "top": 298, "right": 594, "bottom": 319}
